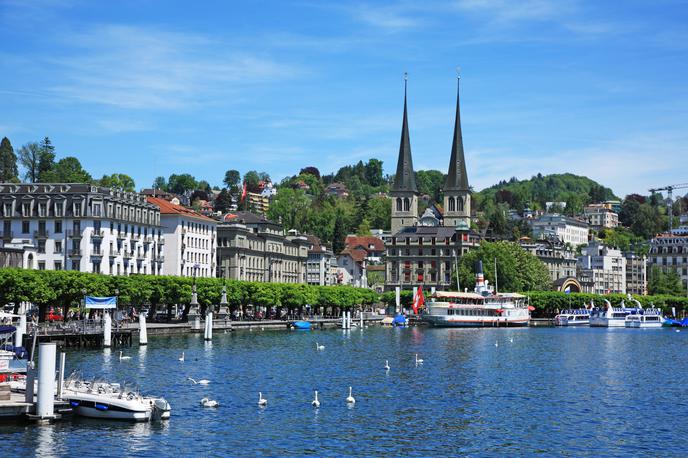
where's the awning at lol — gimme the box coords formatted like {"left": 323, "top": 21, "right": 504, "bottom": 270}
{"left": 85, "top": 296, "right": 118, "bottom": 309}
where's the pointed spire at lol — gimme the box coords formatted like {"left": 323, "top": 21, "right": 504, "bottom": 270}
{"left": 393, "top": 72, "right": 418, "bottom": 193}
{"left": 445, "top": 72, "right": 469, "bottom": 191}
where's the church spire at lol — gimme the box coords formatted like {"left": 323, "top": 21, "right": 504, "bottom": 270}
{"left": 444, "top": 73, "right": 469, "bottom": 191}
{"left": 393, "top": 73, "right": 418, "bottom": 193}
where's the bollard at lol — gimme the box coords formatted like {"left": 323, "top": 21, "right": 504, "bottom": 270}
{"left": 57, "top": 352, "right": 66, "bottom": 400}
{"left": 36, "top": 342, "right": 57, "bottom": 420}
{"left": 341, "top": 312, "right": 345, "bottom": 329}
{"left": 15, "top": 314, "right": 26, "bottom": 348}
{"left": 194, "top": 315, "right": 201, "bottom": 331}
{"left": 204, "top": 312, "right": 213, "bottom": 341}
{"left": 139, "top": 313, "right": 148, "bottom": 346}
{"left": 360, "top": 310, "right": 364, "bottom": 328}
{"left": 103, "top": 312, "right": 112, "bottom": 348}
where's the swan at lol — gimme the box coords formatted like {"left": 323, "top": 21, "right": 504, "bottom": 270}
{"left": 188, "top": 377, "right": 210, "bottom": 385}
{"left": 316, "top": 342, "right": 325, "bottom": 351}
{"left": 312, "top": 390, "right": 320, "bottom": 408}
{"left": 200, "top": 397, "right": 218, "bottom": 407}
{"left": 509, "top": 337, "right": 514, "bottom": 343}
{"left": 384, "top": 360, "right": 390, "bottom": 371}
{"left": 258, "top": 392, "right": 267, "bottom": 407}
{"left": 415, "top": 354, "right": 423, "bottom": 365}
{"left": 178, "top": 352, "right": 185, "bottom": 362}
{"left": 346, "top": 386, "right": 355, "bottom": 404}
{"left": 119, "top": 351, "right": 131, "bottom": 361}
{"left": 495, "top": 341, "right": 499, "bottom": 347}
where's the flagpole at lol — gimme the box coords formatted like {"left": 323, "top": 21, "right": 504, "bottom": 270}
{"left": 494, "top": 257, "right": 498, "bottom": 295}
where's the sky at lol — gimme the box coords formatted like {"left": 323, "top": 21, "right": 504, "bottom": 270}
{"left": 1, "top": 0, "right": 687, "bottom": 197}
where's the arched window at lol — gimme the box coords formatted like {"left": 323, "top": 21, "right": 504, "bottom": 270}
{"left": 396, "top": 198, "right": 402, "bottom": 212}
{"left": 403, "top": 198, "right": 410, "bottom": 212}
{"left": 448, "top": 197, "right": 455, "bottom": 212}
{"left": 457, "top": 197, "right": 464, "bottom": 212}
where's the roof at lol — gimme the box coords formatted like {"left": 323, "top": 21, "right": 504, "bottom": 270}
{"left": 344, "top": 235, "right": 385, "bottom": 252}
{"left": 444, "top": 78, "right": 469, "bottom": 191}
{"left": 222, "top": 211, "right": 275, "bottom": 225}
{"left": 392, "top": 225, "right": 475, "bottom": 238}
{"left": 340, "top": 247, "right": 367, "bottom": 263}
{"left": 147, "top": 197, "right": 216, "bottom": 223}
{"left": 392, "top": 79, "right": 418, "bottom": 193}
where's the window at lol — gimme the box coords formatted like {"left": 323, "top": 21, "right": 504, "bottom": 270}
{"left": 92, "top": 203, "right": 102, "bottom": 217}
{"left": 38, "top": 262, "right": 45, "bottom": 270}
{"left": 3, "top": 203, "right": 11, "bottom": 216}
{"left": 22, "top": 221, "right": 30, "bottom": 234}
{"left": 74, "top": 202, "right": 82, "bottom": 217}
{"left": 448, "top": 197, "right": 455, "bottom": 212}
{"left": 22, "top": 202, "right": 31, "bottom": 217}
{"left": 55, "top": 241, "right": 62, "bottom": 253}
{"left": 54, "top": 262, "right": 62, "bottom": 271}
{"left": 38, "top": 240, "right": 45, "bottom": 253}
{"left": 54, "top": 221, "right": 62, "bottom": 233}
{"left": 403, "top": 198, "right": 410, "bottom": 212}
{"left": 54, "top": 201, "right": 63, "bottom": 217}
{"left": 38, "top": 203, "right": 47, "bottom": 217}
{"left": 73, "top": 220, "right": 81, "bottom": 234}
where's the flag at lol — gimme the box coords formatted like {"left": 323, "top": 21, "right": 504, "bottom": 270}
{"left": 240, "top": 181, "right": 247, "bottom": 202}
{"left": 412, "top": 286, "right": 425, "bottom": 314}
{"left": 564, "top": 286, "right": 571, "bottom": 295}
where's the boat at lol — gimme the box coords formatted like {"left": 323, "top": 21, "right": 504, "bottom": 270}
{"left": 554, "top": 308, "right": 590, "bottom": 326}
{"left": 0, "top": 319, "right": 28, "bottom": 383}
{"left": 662, "top": 317, "right": 688, "bottom": 327}
{"left": 624, "top": 298, "right": 664, "bottom": 328}
{"left": 62, "top": 373, "right": 171, "bottom": 422}
{"left": 292, "top": 321, "right": 311, "bottom": 330}
{"left": 392, "top": 314, "right": 408, "bottom": 327}
{"left": 590, "top": 299, "right": 630, "bottom": 327}
{"left": 420, "top": 261, "right": 531, "bottom": 327}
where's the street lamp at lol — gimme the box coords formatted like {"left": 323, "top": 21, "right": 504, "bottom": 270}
{"left": 81, "top": 288, "right": 87, "bottom": 334}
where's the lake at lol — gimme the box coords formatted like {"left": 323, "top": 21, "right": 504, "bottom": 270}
{"left": 1, "top": 326, "right": 686, "bottom": 457}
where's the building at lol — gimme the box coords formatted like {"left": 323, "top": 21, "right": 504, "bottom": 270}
{"left": 625, "top": 251, "right": 648, "bottom": 295}
{"left": 216, "top": 212, "right": 308, "bottom": 283}
{"left": 305, "top": 235, "right": 337, "bottom": 286}
{"left": 343, "top": 235, "right": 385, "bottom": 264}
{"left": 649, "top": 233, "right": 688, "bottom": 291}
{"left": 0, "top": 183, "right": 162, "bottom": 275}
{"left": 577, "top": 242, "right": 627, "bottom": 294}
{"left": 385, "top": 76, "right": 480, "bottom": 291}
{"left": 337, "top": 248, "right": 368, "bottom": 287}
{"left": 583, "top": 204, "right": 619, "bottom": 229}
{"left": 531, "top": 214, "right": 589, "bottom": 246}
{"left": 518, "top": 236, "right": 577, "bottom": 285}
{"left": 325, "top": 183, "right": 349, "bottom": 199}
{"left": 246, "top": 192, "right": 270, "bottom": 216}
{"left": 0, "top": 246, "right": 25, "bottom": 268}
{"left": 147, "top": 197, "right": 217, "bottom": 278}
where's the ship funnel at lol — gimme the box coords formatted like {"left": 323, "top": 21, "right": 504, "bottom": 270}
{"left": 474, "top": 260, "right": 487, "bottom": 294}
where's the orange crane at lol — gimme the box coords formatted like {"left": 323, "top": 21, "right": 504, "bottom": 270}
{"left": 648, "top": 183, "right": 688, "bottom": 233}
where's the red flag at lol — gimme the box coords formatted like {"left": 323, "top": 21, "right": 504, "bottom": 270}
{"left": 412, "top": 286, "right": 424, "bottom": 314}
{"left": 240, "top": 181, "right": 247, "bottom": 202}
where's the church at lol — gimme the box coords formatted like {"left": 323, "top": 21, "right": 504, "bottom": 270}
{"left": 384, "top": 76, "right": 480, "bottom": 292}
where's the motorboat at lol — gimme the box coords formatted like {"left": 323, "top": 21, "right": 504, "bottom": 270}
{"left": 421, "top": 261, "right": 531, "bottom": 327}
{"left": 624, "top": 298, "right": 664, "bottom": 328}
{"left": 292, "top": 321, "right": 311, "bottom": 330}
{"left": 590, "top": 299, "right": 630, "bottom": 327}
{"left": 554, "top": 308, "right": 590, "bottom": 326}
{"left": 62, "top": 373, "right": 171, "bottom": 422}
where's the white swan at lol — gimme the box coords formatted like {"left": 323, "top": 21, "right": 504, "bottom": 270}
{"left": 495, "top": 341, "right": 499, "bottom": 347}
{"left": 188, "top": 377, "right": 210, "bottom": 385}
{"left": 200, "top": 397, "right": 218, "bottom": 407}
{"left": 258, "top": 392, "right": 267, "bottom": 407}
{"left": 178, "top": 352, "right": 185, "bottom": 362}
{"left": 509, "top": 337, "right": 514, "bottom": 343}
{"left": 384, "top": 360, "right": 390, "bottom": 371}
{"left": 119, "top": 351, "right": 131, "bottom": 361}
{"left": 316, "top": 342, "right": 325, "bottom": 351}
{"left": 415, "top": 354, "right": 423, "bottom": 365}
{"left": 312, "top": 390, "right": 320, "bottom": 408}
{"left": 346, "top": 386, "right": 355, "bottom": 404}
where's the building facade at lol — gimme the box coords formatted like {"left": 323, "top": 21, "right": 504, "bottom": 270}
{"left": 216, "top": 212, "right": 308, "bottom": 283}
{"left": 147, "top": 197, "right": 217, "bottom": 278}
{"left": 583, "top": 204, "right": 619, "bottom": 230}
{"left": 625, "top": 251, "right": 648, "bottom": 296}
{"left": 531, "top": 214, "right": 589, "bottom": 246}
{"left": 305, "top": 235, "right": 337, "bottom": 286}
{"left": 0, "top": 183, "right": 162, "bottom": 275}
{"left": 649, "top": 233, "right": 688, "bottom": 291}
{"left": 577, "top": 242, "right": 627, "bottom": 294}
{"left": 518, "top": 236, "right": 577, "bottom": 284}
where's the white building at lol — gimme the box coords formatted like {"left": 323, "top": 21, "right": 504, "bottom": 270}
{"left": 577, "top": 241, "right": 627, "bottom": 294}
{"left": 147, "top": 197, "right": 217, "bottom": 278}
{"left": 0, "top": 183, "right": 162, "bottom": 275}
{"left": 583, "top": 204, "right": 619, "bottom": 229}
{"left": 649, "top": 233, "right": 688, "bottom": 291}
{"left": 531, "top": 214, "right": 589, "bottom": 246}
{"left": 305, "top": 236, "right": 337, "bottom": 286}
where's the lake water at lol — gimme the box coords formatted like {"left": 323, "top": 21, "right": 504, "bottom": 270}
{"left": 1, "top": 326, "right": 687, "bottom": 457}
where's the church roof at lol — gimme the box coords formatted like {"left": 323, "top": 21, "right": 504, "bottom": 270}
{"left": 392, "top": 76, "right": 418, "bottom": 193}
{"left": 444, "top": 77, "right": 470, "bottom": 191}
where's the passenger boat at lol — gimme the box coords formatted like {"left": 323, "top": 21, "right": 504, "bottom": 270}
{"left": 590, "top": 300, "right": 630, "bottom": 327}
{"left": 420, "top": 261, "right": 531, "bottom": 327}
{"left": 554, "top": 308, "right": 590, "bottom": 326}
{"left": 62, "top": 373, "right": 171, "bottom": 422}
{"left": 624, "top": 299, "right": 664, "bottom": 328}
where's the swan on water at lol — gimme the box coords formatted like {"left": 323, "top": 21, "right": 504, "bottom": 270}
{"left": 312, "top": 390, "right": 320, "bottom": 408}
{"left": 509, "top": 337, "right": 514, "bottom": 343}
{"left": 200, "top": 397, "right": 218, "bottom": 407}
{"left": 179, "top": 352, "right": 185, "bottom": 362}
{"left": 316, "top": 342, "right": 325, "bottom": 351}
{"left": 346, "top": 386, "right": 355, "bottom": 404}
{"left": 258, "top": 392, "right": 267, "bottom": 407}
{"left": 188, "top": 377, "right": 210, "bottom": 385}
{"left": 384, "top": 360, "right": 390, "bottom": 371}
{"left": 495, "top": 341, "right": 499, "bottom": 347}
{"left": 415, "top": 354, "right": 423, "bottom": 365}
{"left": 119, "top": 351, "right": 131, "bottom": 360}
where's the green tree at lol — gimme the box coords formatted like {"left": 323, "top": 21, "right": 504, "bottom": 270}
{"left": 332, "top": 207, "right": 348, "bottom": 254}
{"left": 415, "top": 170, "right": 445, "bottom": 203}
{"left": 153, "top": 176, "right": 167, "bottom": 191}
{"left": 37, "top": 136, "right": 56, "bottom": 181}
{"left": 167, "top": 173, "right": 198, "bottom": 195}
{"left": 356, "top": 218, "right": 371, "bottom": 235}
{"left": 223, "top": 169, "right": 241, "bottom": 190}
{"left": 18, "top": 142, "right": 42, "bottom": 182}
{"left": 98, "top": 173, "right": 136, "bottom": 191}
{"left": 365, "top": 196, "right": 391, "bottom": 230}
{"left": 214, "top": 188, "right": 233, "bottom": 213}
{"left": 41, "top": 157, "right": 92, "bottom": 183}
{"left": 648, "top": 266, "right": 685, "bottom": 296}
{"left": 0, "top": 137, "right": 19, "bottom": 182}
{"left": 267, "top": 188, "right": 311, "bottom": 230}
{"left": 365, "top": 159, "right": 384, "bottom": 187}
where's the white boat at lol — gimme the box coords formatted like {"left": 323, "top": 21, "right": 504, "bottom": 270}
{"left": 421, "top": 261, "right": 531, "bottom": 327}
{"left": 590, "top": 300, "right": 630, "bottom": 327}
{"left": 624, "top": 297, "right": 664, "bottom": 328}
{"left": 554, "top": 308, "right": 590, "bottom": 326}
{"left": 62, "top": 374, "right": 171, "bottom": 422}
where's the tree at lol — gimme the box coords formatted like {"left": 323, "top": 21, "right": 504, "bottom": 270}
{"left": 98, "top": 173, "right": 135, "bottom": 191}
{"left": 41, "top": 157, "right": 92, "bottom": 183}
{"left": 37, "top": 137, "right": 56, "bottom": 182}
{"left": 167, "top": 173, "right": 197, "bottom": 195}
{"left": 356, "top": 218, "right": 372, "bottom": 235}
{"left": 364, "top": 159, "right": 383, "bottom": 187}
{"left": 267, "top": 188, "right": 311, "bottom": 230}
{"left": 415, "top": 170, "right": 445, "bottom": 203}
{"left": 153, "top": 176, "right": 167, "bottom": 191}
{"left": 244, "top": 170, "right": 261, "bottom": 193}
{"left": 332, "top": 208, "right": 348, "bottom": 254}
{"left": 223, "top": 169, "right": 241, "bottom": 190}
{"left": 18, "top": 142, "right": 42, "bottom": 182}
{"left": 0, "top": 137, "right": 19, "bottom": 182}
{"left": 299, "top": 166, "right": 320, "bottom": 180}
{"left": 648, "top": 266, "right": 685, "bottom": 296}
{"left": 214, "top": 188, "right": 233, "bottom": 213}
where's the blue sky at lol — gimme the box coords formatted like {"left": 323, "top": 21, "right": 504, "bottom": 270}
{"left": 1, "top": 0, "right": 687, "bottom": 197}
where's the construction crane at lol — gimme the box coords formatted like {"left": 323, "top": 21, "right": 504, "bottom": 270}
{"left": 648, "top": 183, "right": 688, "bottom": 233}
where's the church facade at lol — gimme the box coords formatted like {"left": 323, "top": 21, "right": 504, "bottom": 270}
{"left": 384, "top": 77, "right": 480, "bottom": 292}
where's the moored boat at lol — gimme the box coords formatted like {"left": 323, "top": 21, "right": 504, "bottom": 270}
{"left": 590, "top": 300, "right": 629, "bottom": 327}
{"left": 554, "top": 308, "right": 590, "bottom": 326}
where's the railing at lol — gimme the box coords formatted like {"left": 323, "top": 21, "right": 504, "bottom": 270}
{"left": 66, "top": 229, "right": 82, "bottom": 238}
{"left": 0, "top": 230, "right": 13, "bottom": 240}
{"left": 34, "top": 230, "right": 50, "bottom": 238}
{"left": 117, "top": 232, "right": 127, "bottom": 240}
{"left": 91, "top": 248, "right": 103, "bottom": 256}
{"left": 69, "top": 248, "right": 82, "bottom": 257}
{"left": 92, "top": 229, "right": 105, "bottom": 238}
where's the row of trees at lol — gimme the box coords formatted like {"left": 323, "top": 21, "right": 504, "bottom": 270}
{"left": 0, "top": 269, "right": 379, "bottom": 322}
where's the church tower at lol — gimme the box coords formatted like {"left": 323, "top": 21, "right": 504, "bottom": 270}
{"left": 443, "top": 75, "right": 471, "bottom": 228}
{"left": 390, "top": 74, "right": 419, "bottom": 235}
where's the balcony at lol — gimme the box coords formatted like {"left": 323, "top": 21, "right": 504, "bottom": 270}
{"left": 123, "top": 251, "right": 133, "bottom": 260}
{"left": 67, "top": 229, "right": 82, "bottom": 239}
{"left": 156, "top": 255, "right": 165, "bottom": 263}
{"left": 117, "top": 232, "right": 127, "bottom": 240}
{"left": 92, "top": 229, "right": 105, "bottom": 239}
{"left": 34, "top": 230, "right": 50, "bottom": 239}
{"left": 91, "top": 248, "right": 103, "bottom": 257}
{"left": 69, "top": 249, "right": 82, "bottom": 257}
{"left": 132, "top": 233, "right": 141, "bottom": 241}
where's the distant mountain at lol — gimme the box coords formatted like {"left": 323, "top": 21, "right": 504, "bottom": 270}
{"left": 476, "top": 173, "right": 618, "bottom": 211}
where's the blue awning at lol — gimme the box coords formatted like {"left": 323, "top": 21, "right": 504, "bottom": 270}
{"left": 84, "top": 296, "right": 117, "bottom": 309}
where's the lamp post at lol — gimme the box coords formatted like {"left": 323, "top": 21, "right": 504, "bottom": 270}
{"left": 81, "top": 288, "right": 87, "bottom": 334}
{"left": 114, "top": 288, "right": 120, "bottom": 329}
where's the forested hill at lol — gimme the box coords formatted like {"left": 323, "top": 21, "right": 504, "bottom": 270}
{"left": 474, "top": 173, "right": 618, "bottom": 212}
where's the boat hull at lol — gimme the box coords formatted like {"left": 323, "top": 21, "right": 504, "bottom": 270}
{"left": 590, "top": 318, "right": 626, "bottom": 327}
{"left": 625, "top": 321, "right": 663, "bottom": 329}
{"left": 73, "top": 405, "right": 151, "bottom": 421}
{"left": 422, "top": 316, "right": 529, "bottom": 327}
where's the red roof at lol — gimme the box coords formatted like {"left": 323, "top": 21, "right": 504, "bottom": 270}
{"left": 147, "top": 197, "right": 216, "bottom": 222}
{"left": 344, "top": 235, "right": 385, "bottom": 252}
{"left": 340, "top": 247, "right": 367, "bottom": 263}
